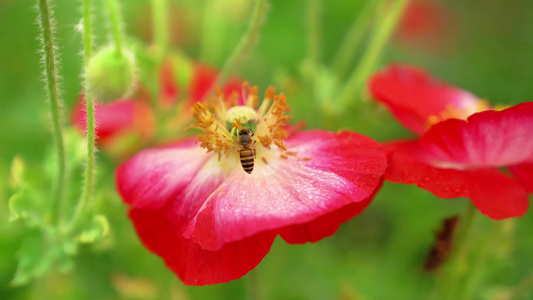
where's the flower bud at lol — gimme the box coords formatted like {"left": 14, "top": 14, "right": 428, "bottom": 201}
{"left": 86, "top": 46, "right": 135, "bottom": 103}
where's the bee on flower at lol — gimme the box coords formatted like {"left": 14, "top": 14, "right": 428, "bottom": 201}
{"left": 116, "top": 82, "right": 387, "bottom": 285}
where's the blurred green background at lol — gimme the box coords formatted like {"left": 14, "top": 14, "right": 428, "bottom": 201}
{"left": 1, "top": 0, "right": 532, "bottom": 299}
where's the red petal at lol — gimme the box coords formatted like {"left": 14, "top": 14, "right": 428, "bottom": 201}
{"left": 159, "top": 60, "right": 180, "bottom": 106}
{"left": 368, "top": 64, "right": 481, "bottom": 135}
{"left": 189, "top": 64, "right": 241, "bottom": 104}
{"left": 184, "top": 130, "right": 387, "bottom": 250}
{"left": 280, "top": 178, "right": 382, "bottom": 244}
{"left": 508, "top": 163, "right": 533, "bottom": 193}
{"left": 129, "top": 207, "right": 276, "bottom": 286}
{"left": 386, "top": 140, "right": 529, "bottom": 219}
{"left": 420, "top": 102, "right": 533, "bottom": 167}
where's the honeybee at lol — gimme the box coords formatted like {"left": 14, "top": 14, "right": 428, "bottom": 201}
{"left": 237, "top": 128, "right": 256, "bottom": 174}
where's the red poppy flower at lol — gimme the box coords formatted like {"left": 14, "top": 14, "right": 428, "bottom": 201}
{"left": 396, "top": 0, "right": 457, "bottom": 53}
{"left": 369, "top": 64, "right": 532, "bottom": 219}
{"left": 116, "top": 84, "right": 387, "bottom": 285}
{"left": 71, "top": 59, "right": 241, "bottom": 158}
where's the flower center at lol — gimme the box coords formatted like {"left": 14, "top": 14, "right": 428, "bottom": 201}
{"left": 186, "top": 83, "right": 293, "bottom": 164}
{"left": 426, "top": 99, "right": 491, "bottom": 128}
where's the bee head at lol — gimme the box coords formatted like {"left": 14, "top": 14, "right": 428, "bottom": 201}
{"left": 238, "top": 128, "right": 252, "bottom": 136}
{"left": 238, "top": 128, "right": 253, "bottom": 145}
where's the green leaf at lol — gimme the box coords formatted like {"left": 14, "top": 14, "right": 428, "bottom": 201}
{"left": 8, "top": 188, "right": 47, "bottom": 227}
{"left": 76, "top": 214, "right": 110, "bottom": 244}
{"left": 10, "top": 232, "right": 58, "bottom": 286}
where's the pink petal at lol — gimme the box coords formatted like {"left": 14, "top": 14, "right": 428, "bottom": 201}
{"left": 368, "top": 64, "right": 481, "bottom": 135}
{"left": 420, "top": 102, "right": 533, "bottom": 167}
{"left": 116, "top": 138, "right": 227, "bottom": 212}
{"left": 73, "top": 99, "right": 135, "bottom": 142}
{"left": 184, "top": 130, "right": 387, "bottom": 250}
{"left": 129, "top": 206, "right": 277, "bottom": 286}
{"left": 385, "top": 140, "right": 529, "bottom": 219}
{"left": 72, "top": 98, "right": 154, "bottom": 144}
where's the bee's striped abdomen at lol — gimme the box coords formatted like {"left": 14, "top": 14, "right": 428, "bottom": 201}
{"left": 239, "top": 148, "right": 255, "bottom": 174}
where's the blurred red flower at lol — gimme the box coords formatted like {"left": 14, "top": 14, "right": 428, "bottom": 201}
{"left": 72, "top": 58, "right": 241, "bottom": 159}
{"left": 396, "top": 0, "right": 458, "bottom": 53}
{"left": 369, "top": 64, "right": 532, "bottom": 219}
{"left": 116, "top": 84, "right": 387, "bottom": 285}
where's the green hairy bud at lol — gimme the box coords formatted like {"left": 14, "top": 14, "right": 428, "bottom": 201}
{"left": 85, "top": 46, "right": 135, "bottom": 103}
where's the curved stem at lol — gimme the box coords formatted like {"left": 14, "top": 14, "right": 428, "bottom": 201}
{"left": 69, "top": 0, "right": 94, "bottom": 235}
{"left": 37, "top": 0, "right": 66, "bottom": 225}
{"left": 336, "top": 0, "right": 408, "bottom": 109}
{"left": 105, "top": 0, "right": 124, "bottom": 57}
{"left": 215, "top": 0, "right": 268, "bottom": 86}
{"left": 331, "top": 0, "right": 382, "bottom": 77}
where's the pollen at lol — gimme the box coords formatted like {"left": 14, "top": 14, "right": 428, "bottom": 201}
{"left": 187, "top": 82, "right": 294, "bottom": 162}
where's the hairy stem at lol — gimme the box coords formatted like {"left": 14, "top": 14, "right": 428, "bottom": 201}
{"left": 37, "top": 0, "right": 66, "bottom": 225}
{"left": 69, "top": 0, "right": 94, "bottom": 235}
{"left": 331, "top": 0, "right": 382, "bottom": 77}
{"left": 215, "top": 0, "right": 268, "bottom": 86}
{"left": 104, "top": 0, "right": 124, "bottom": 56}
{"left": 336, "top": 0, "right": 408, "bottom": 109}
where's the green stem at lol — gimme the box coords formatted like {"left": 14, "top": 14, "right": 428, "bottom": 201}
{"left": 215, "top": 0, "right": 268, "bottom": 86}
{"left": 307, "top": 0, "right": 321, "bottom": 70}
{"left": 105, "top": 0, "right": 124, "bottom": 57}
{"left": 152, "top": 0, "right": 169, "bottom": 57}
{"left": 37, "top": 0, "right": 66, "bottom": 225}
{"left": 331, "top": 0, "right": 382, "bottom": 77}
{"left": 440, "top": 203, "right": 478, "bottom": 300}
{"left": 336, "top": 0, "right": 408, "bottom": 109}
{"left": 69, "top": 0, "right": 94, "bottom": 235}
{"left": 306, "top": 0, "right": 322, "bottom": 103}
{"left": 150, "top": 0, "right": 169, "bottom": 137}
{"left": 199, "top": 0, "right": 225, "bottom": 64}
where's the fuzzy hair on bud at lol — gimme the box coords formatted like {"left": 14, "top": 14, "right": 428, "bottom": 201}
{"left": 85, "top": 45, "right": 135, "bottom": 103}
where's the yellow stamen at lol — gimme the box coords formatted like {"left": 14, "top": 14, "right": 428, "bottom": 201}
{"left": 187, "top": 82, "right": 296, "bottom": 164}
{"left": 425, "top": 99, "right": 492, "bottom": 129}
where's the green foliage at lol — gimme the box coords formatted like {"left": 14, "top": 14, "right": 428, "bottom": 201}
{"left": 76, "top": 214, "right": 109, "bottom": 244}
{"left": 9, "top": 157, "right": 50, "bottom": 227}
{"left": 8, "top": 129, "right": 109, "bottom": 286}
